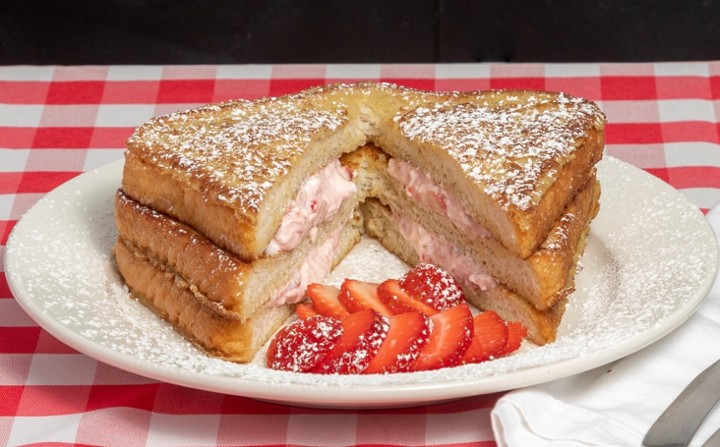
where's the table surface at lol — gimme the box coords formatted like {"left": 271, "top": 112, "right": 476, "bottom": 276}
{"left": 1, "top": 62, "right": 719, "bottom": 446}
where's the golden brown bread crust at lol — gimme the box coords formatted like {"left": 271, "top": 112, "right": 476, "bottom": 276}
{"left": 126, "top": 91, "right": 346, "bottom": 218}
{"left": 113, "top": 237, "right": 293, "bottom": 362}
{"left": 121, "top": 150, "right": 262, "bottom": 262}
{"left": 528, "top": 177, "right": 601, "bottom": 307}
{"left": 115, "top": 189, "right": 255, "bottom": 319}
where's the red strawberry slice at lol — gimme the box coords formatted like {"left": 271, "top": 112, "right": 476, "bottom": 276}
{"left": 312, "top": 309, "right": 389, "bottom": 374}
{"left": 338, "top": 279, "right": 393, "bottom": 316}
{"left": 307, "top": 283, "right": 349, "bottom": 319}
{"left": 496, "top": 321, "right": 527, "bottom": 357}
{"left": 399, "top": 263, "right": 466, "bottom": 311}
{"left": 266, "top": 315, "right": 343, "bottom": 372}
{"left": 410, "top": 303, "right": 473, "bottom": 371}
{"left": 364, "top": 311, "right": 431, "bottom": 374}
{"left": 295, "top": 302, "right": 318, "bottom": 319}
{"left": 460, "top": 311, "right": 509, "bottom": 364}
{"left": 377, "top": 279, "right": 438, "bottom": 316}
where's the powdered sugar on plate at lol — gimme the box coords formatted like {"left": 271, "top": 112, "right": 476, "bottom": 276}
{"left": 4, "top": 157, "right": 718, "bottom": 408}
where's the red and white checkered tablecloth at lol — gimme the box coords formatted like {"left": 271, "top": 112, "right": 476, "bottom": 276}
{"left": 1, "top": 62, "right": 719, "bottom": 447}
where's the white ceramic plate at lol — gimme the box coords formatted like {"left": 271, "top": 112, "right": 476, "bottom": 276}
{"left": 4, "top": 157, "right": 719, "bottom": 409}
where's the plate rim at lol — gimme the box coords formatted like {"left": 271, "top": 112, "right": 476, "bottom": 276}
{"left": 4, "top": 156, "right": 719, "bottom": 408}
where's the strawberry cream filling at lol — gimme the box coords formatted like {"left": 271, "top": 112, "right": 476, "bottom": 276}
{"left": 396, "top": 214, "right": 497, "bottom": 292}
{"left": 265, "top": 159, "right": 357, "bottom": 256}
{"left": 387, "top": 158, "right": 491, "bottom": 239}
{"left": 269, "top": 227, "right": 342, "bottom": 306}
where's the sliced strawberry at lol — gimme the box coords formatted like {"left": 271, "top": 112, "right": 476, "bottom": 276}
{"left": 338, "top": 279, "right": 392, "bottom": 316}
{"left": 295, "top": 302, "right": 318, "bottom": 319}
{"left": 312, "top": 309, "right": 388, "bottom": 374}
{"left": 266, "top": 315, "right": 343, "bottom": 372}
{"left": 364, "top": 311, "right": 431, "bottom": 374}
{"left": 496, "top": 321, "right": 527, "bottom": 357}
{"left": 399, "top": 263, "right": 466, "bottom": 311}
{"left": 460, "top": 311, "right": 508, "bottom": 364}
{"left": 410, "top": 303, "right": 473, "bottom": 371}
{"left": 307, "top": 283, "right": 349, "bottom": 319}
{"left": 377, "top": 279, "right": 438, "bottom": 316}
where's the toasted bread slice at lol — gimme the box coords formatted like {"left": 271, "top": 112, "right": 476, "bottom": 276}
{"left": 122, "top": 87, "right": 370, "bottom": 261}
{"left": 360, "top": 195, "right": 595, "bottom": 345}
{"left": 114, "top": 237, "right": 292, "bottom": 362}
{"left": 373, "top": 89, "right": 605, "bottom": 258}
{"left": 343, "top": 145, "right": 601, "bottom": 310}
{"left": 115, "top": 190, "right": 363, "bottom": 321}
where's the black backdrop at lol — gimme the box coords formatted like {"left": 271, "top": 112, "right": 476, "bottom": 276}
{"left": 2, "top": 0, "right": 719, "bottom": 64}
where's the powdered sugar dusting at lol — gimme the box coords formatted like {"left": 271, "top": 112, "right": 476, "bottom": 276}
{"left": 129, "top": 95, "right": 347, "bottom": 212}
{"left": 396, "top": 94, "right": 605, "bottom": 210}
{"left": 400, "top": 263, "right": 466, "bottom": 309}
{"left": 313, "top": 314, "right": 389, "bottom": 375}
{"left": 266, "top": 316, "right": 343, "bottom": 372}
{"left": 4, "top": 157, "right": 718, "bottom": 408}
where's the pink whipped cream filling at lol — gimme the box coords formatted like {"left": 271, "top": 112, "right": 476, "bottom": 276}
{"left": 387, "top": 158, "right": 491, "bottom": 239}
{"left": 395, "top": 214, "right": 497, "bottom": 291}
{"left": 269, "top": 228, "right": 342, "bottom": 306}
{"left": 265, "top": 159, "right": 357, "bottom": 256}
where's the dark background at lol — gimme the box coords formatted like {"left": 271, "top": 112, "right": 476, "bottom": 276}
{"left": 1, "top": 0, "right": 719, "bottom": 65}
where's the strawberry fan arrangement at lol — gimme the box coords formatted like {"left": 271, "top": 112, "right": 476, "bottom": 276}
{"left": 267, "top": 264, "right": 527, "bottom": 374}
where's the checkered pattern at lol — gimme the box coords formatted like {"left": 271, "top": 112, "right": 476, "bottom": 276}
{"left": 1, "top": 62, "right": 719, "bottom": 446}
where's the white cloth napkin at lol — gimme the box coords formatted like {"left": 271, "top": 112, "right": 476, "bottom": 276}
{"left": 491, "top": 203, "right": 720, "bottom": 447}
